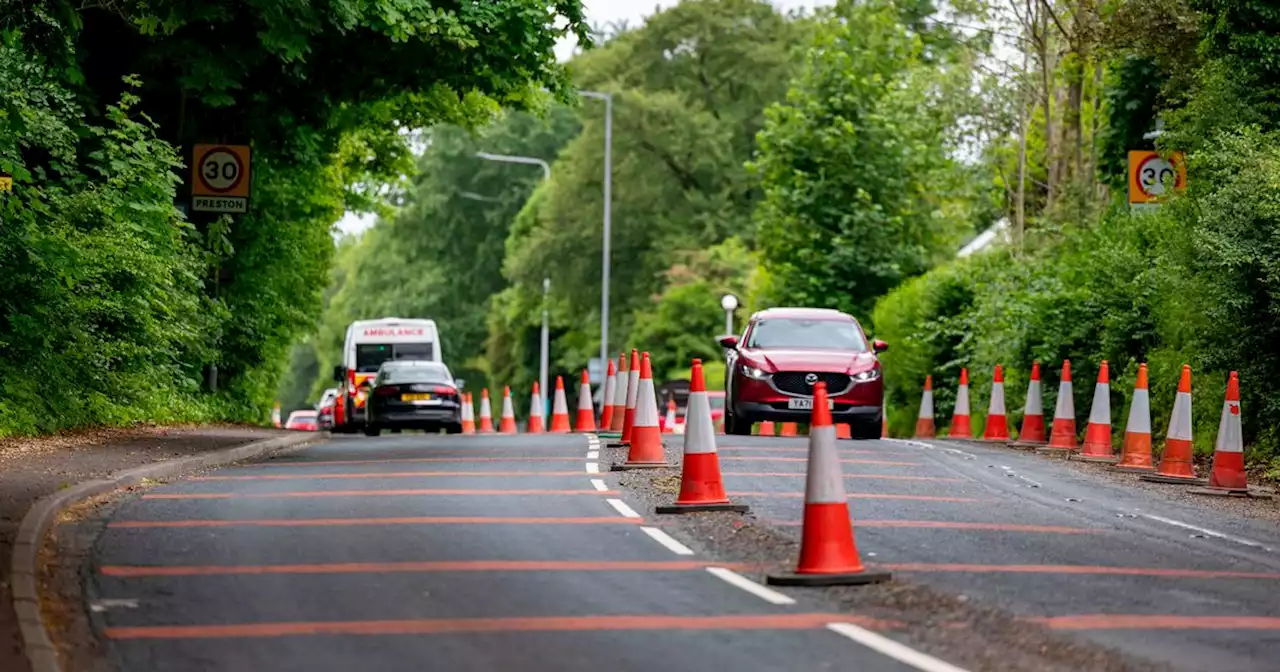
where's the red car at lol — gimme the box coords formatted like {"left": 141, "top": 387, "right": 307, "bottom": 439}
{"left": 284, "top": 410, "right": 319, "bottom": 431}
{"left": 718, "top": 308, "right": 886, "bottom": 438}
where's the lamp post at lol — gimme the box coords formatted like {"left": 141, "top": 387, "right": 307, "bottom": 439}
{"left": 721, "top": 294, "right": 739, "bottom": 336}
{"left": 578, "top": 90, "right": 613, "bottom": 385}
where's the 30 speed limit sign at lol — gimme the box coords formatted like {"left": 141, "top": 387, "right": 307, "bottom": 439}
{"left": 191, "top": 144, "right": 251, "bottom": 213}
{"left": 1128, "top": 150, "right": 1185, "bottom": 204}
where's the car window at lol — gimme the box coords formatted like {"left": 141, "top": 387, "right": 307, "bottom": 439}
{"left": 745, "top": 318, "right": 868, "bottom": 351}
{"left": 377, "top": 363, "right": 452, "bottom": 385}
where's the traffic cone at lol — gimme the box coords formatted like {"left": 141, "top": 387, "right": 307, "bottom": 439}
{"left": 982, "top": 365, "right": 1010, "bottom": 441}
{"left": 914, "top": 376, "right": 935, "bottom": 438}
{"left": 1192, "top": 372, "right": 1265, "bottom": 498}
{"left": 1041, "top": 360, "right": 1076, "bottom": 453}
{"left": 836, "top": 424, "right": 852, "bottom": 440}
{"left": 460, "top": 393, "right": 476, "bottom": 435}
{"left": 780, "top": 422, "right": 798, "bottom": 437}
{"left": 271, "top": 402, "right": 282, "bottom": 428}
{"left": 598, "top": 359, "right": 617, "bottom": 433}
{"left": 478, "top": 389, "right": 495, "bottom": 434}
{"left": 767, "top": 381, "right": 891, "bottom": 587}
{"left": 1016, "top": 362, "right": 1046, "bottom": 445}
{"left": 613, "top": 353, "right": 670, "bottom": 470}
{"left": 549, "top": 376, "right": 571, "bottom": 433}
{"left": 662, "top": 398, "right": 677, "bottom": 434}
{"left": 527, "top": 383, "right": 545, "bottom": 434}
{"left": 881, "top": 405, "right": 889, "bottom": 438}
{"left": 1143, "top": 365, "right": 1201, "bottom": 484}
{"left": 758, "top": 421, "right": 776, "bottom": 436}
{"left": 576, "top": 370, "right": 597, "bottom": 432}
{"left": 620, "top": 349, "right": 640, "bottom": 444}
{"left": 947, "top": 368, "right": 972, "bottom": 438}
{"left": 1113, "top": 364, "right": 1153, "bottom": 472}
{"left": 1077, "top": 361, "right": 1116, "bottom": 462}
{"left": 498, "top": 386, "right": 518, "bottom": 434}
{"left": 609, "top": 353, "right": 628, "bottom": 434}
{"left": 657, "top": 359, "right": 748, "bottom": 514}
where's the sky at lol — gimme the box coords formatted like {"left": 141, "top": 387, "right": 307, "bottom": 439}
{"left": 333, "top": 0, "right": 833, "bottom": 237}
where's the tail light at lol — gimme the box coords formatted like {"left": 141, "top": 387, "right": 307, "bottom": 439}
{"left": 432, "top": 386, "right": 457, "bottom": 396}
{"left": 375, "top": 385, "right": 401, "bottom": 396}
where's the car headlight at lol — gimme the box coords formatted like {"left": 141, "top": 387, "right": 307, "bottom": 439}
{"left": 742, "top": 366, "right": 770, "bottom": 380}
{"left": 852, "top": 369, "right": 881, "bottom": 382}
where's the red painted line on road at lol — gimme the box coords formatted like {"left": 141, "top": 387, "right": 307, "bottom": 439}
{"left": 106, "top": 613, "right": 889, "bottom": 640}
{"left": 730, "top": 491, "right": 979, "bottom": 503}
{"left": 108, "top": 516, "right": 644, "bottom": 529}
{"left": 883, "top": 563, "right": 1280, "bottom": 579}
{"left": 101, "top": 560, "right": 747, "bottom": 577}
{"left": 192, "top": 471, "right": 586, "bottom": 481}
{"left": 721, "top": 456, "right": 919, "bottom": 466}
{"left": 254, "top": 457, "right": 584, "bottom": 468}
{"left": 769, "top": 520, "right": 1096, "bottom": 534}
{"left": 142, "top": 489, "right": 614, "bottom": 500}
{"left": 1030, "top": 615, "right": 1280, "bottom": 630}
{"left": 722, "top": 472, "right": 961, "bottom": 483}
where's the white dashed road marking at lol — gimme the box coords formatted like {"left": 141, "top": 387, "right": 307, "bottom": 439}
{"left": 826, "top": 623, "right": 971, "bottom": 672}
{"left": 590, "top": 479, "right": 608, "bottom": 492}
{"left": 640, "top": 527, "right": 694, "bottom": 555}
{"left": 606, "top": 498, "right": 641, "bottom": 519}
{"left": 585, "top": 462, "right": 599, "bottom": 474}
{"left": 705, "top": 567, "right": 795, "bottom": 605}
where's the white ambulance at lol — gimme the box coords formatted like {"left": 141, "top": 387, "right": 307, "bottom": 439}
{"left": 330, "top": 318, "right": 442, "bottom": 433}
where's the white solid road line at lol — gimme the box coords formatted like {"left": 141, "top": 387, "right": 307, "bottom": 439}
{"left": 705, "top": 567, "right": 795, "bottom": 605}
{"left": 587, "top": 450, "right": 599, "bottom": 459}
{"left": 590, "top": 479, "right": 608, "bottom": 492}
{"left": 640, "top": 527, "right": 695, "bottom": 555}
{"left": 826, "top": 623, "right": 971, "bottom": 672}
{"left": 606, "top": 498, "right": 641, "bottom": 518}
{"left": 1141, "top": 513, "right": 1273, "bottom": 551}
{"left": 585, "top": 462, "right": 599, "bottom": 474}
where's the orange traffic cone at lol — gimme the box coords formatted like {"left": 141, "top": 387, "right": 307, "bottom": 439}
{"left": 598, "top": 359, "right": 617, "bottom": 432}
{"left": 662, "top": 398, "right": 677, "bottom": 434}
{"left": 881, "top": 405, "right": 889, "bottom": 438}
{"left": 460, "top": 393, "right": 476, "bottom": 435}
{"left": 1016, "top": 362, "right": 1046, "bottom": 445}
{"left": 527, "top": 383, "right": 545, "bottom": 434}
{"left": 614, "top": 353, "right": 670, "bottom": 470}
{"left": 1193, "top": 372, "right": 1262, "bottom": 497}
{"left": 499, "top": 386, "right": 518, "bottom": 434}
{"left": 982, "top": 364, "right": 1010, "bottom": 441}
{"left": 1143, "top": 365, "right": 1201, "bottom": 484}
{"left": 549, "top": 376, "right": 571, "bottom": 433}
{"left": 1113, "top": 364, "right": 1153, "bottom": 472}
{"left": 620, "top": 349, "right": 640, "bottom": 444}
{"left": 767, "top": 381, "right": 890, "bottom": 587}
{"left": 914, "top": 376, "right": 935, "bottom": 438}
{"left": 779, "top": 422, "right": 798, "bottom": 437}
{"left": 657, "top": 359, "right": 748, "bottom": 514}
{"left": 478, "top": 389, "right": 495, "bottom": 434}
{"left": 576, "top": 370, "right": 597, "bottom": 432}
{"left": 1077, "top": 362, "right": 1116, "bottom": 462}
{"left": 1041, "top": 360, "right": 1076, "bottom": 453}
{"left": 758, "top": 420, "right": 776, "bottom": 436}
{"left": 609, "top": 353, "right": 628, "bottom": 434}
{"left": 836, "top": 424, "right": 852, "bottom": 440}
{"left": 947, "top": 368, "right": 972, "bottom": 438}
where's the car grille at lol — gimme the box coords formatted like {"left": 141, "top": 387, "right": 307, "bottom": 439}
{"left": 772, "top": 371, "right": 850, "bottom": 396}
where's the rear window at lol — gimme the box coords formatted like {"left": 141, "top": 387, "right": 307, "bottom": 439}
{"left": 745, "top": 318, "right": 867, "bottom": 351}
{"left": 377, "top": 363, "right": 452, "bottom": 385}
{"left": 355, "top": 342, "right": 434, "bottom": 372}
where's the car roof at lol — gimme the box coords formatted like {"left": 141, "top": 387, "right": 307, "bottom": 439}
{"left": 380, "top": 360, "right": 447, "bottom": 369}
{"left": 749, "top": 307, "right": 855, "bottom": 321}
{"left": 287, "top": 410, "right": 317, "bottom": 418}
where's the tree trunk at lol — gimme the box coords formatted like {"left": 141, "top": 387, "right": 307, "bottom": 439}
{"left": 1016, "top": 48, "right": 1030, "bottom": 251}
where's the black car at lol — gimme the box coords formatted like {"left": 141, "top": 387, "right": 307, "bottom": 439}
{"left": 361, "top": 361, "right": 462, "bottom": 436}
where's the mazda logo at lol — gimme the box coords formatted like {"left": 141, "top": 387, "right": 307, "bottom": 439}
{"left": 804, "top": 373, "right": 819, "bottom": 385}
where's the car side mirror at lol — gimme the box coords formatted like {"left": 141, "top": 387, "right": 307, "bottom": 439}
{"left": 872, "top": 339, "right": 889, "bottom": 353}
{"left": 332, "top": 365, "right": 345, "bottom": 382}
{"left": 717, "top": 334, "right": 739, "bottom": 348}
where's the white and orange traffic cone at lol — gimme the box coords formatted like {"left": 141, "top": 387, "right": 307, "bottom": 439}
{"left": 527, "top": 383, "right": 545, "bottom": 434}
{"left": 478, "top": 389, "right": 495, "bottom": 434}
{"left": 598, "top": 359, "right": 617, "bottom": 433}
{"left": 614, "top": 353, "right": 670, "bottom": 470}
{"left": 1040, "top": 360, "right": 1076, "bottom": 453}
{"left": 576, "top": 370, "right": 597, "bottom": 432}
{"left": 835, "top": 424, "right": 852, "bottom": 440}
{"left": 549, "top": 376, "right": 571, "bottom": 433}
{"left": 460, "top": 393, "right": 476, "bottom": 435}
{"left": 881, "top": 405, "right": 889, "bottom": 438}
{"left": 947, "top": 368, "right": 972, "bottom": 438}
{"left": 657, "top": 359, "right": 748, "bottom": 514}
{"left": 1192, "top": 372, "right": 1263, "bottom": 497}
{"left": 1077, "top": 361, "right": 1115, "bottom": 462}
{"left": 1016, "top": 362, "right": 1046, "bottom": 445}
{"left": 982, "top": 364, "right": 1010, "bottom": 441}
{"left": 498, "top": 386, "right": 518, "bottom": 434}
{"left": 1113, "top": 364, "right": 1153, "bottom": 472}
{"left": 914, "top": 376, "right": 935, "bottom": 438}
{"left": 1143, "top": 365, "right": 1201, "bottom": 484}
{"left": 620, "top": 349, "right": 640, "bottom": 445}
{"left": 662, "top": 398, "right": 677, "bottom": 434}
{"left": 780, "top": 422, "right": 798, "bottom": 437}
{"left": 758, "top": 420, "right": 776, "bottom": 436}
{"left": 271, "top": 402, "right": 282, "bottom": 428}
{"left": 767, "top": 381, "right": 890, "bottom": 587}
{"left": 609, "top": 352, "right": 628, "bottom": 435}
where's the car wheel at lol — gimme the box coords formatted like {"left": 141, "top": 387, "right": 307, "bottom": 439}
{"left": 445, "top": 423, "right": 462, "bottom": 435}
{"left": 363, "top": 426, "right": 382, "bottom": 437}
{"left": 724, "top": 407, "right": 752, "bottom": 436}
{"left": 850, "top": 419, "right": 880, "bottom": 440}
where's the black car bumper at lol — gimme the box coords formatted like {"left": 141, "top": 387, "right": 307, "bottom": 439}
{"left": 735, "top": 401, "right": 881, "bottom": 424}
{"left": 369, "top": 408, "right": 460, "bottom": 429}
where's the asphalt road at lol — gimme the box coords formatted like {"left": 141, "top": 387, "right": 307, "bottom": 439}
{"left": 86, "top": 433, "right": 947, "bottom": 672}
{"left": 712, "top": 435, "right": 1280, "bottom": 672}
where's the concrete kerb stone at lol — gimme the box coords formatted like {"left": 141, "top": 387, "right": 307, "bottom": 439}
{"left": 9, "top": 431, "right": 321, "bottom": 672}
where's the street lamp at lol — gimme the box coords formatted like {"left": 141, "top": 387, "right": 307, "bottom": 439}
{"left": 578, "top": 90, "right": 613, "bottom": 386}
{"left": 721, "top": 294, "right": 739, "bottom": 336}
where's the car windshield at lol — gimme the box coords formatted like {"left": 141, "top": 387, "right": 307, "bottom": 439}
{"left": 745, "top": 318, "right": 867, "bottom": 351}
{"left": 376, "top": 362, "right": 452, "bottom": 385}
{"left": 355, "top": 342, "right": 434, "bottom": 373}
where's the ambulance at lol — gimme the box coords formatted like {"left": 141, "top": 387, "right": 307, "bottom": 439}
{"left": 330, "top": 318, "right": 442, "bottom": 433}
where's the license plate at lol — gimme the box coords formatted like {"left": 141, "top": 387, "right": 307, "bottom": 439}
{"left": 787, "top": 397, "right": 833, "bottom": 410}
{"left": 401, "top": 393, "right": 431, "bottom": 402}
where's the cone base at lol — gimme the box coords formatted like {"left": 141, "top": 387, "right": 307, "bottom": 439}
{"left": 1188, "top": 486, "right": 1270, "bottom": 499}
{"left": 1010, "top": 440, "right": 1046, "bottom": 449}
{"left": 655, "top": 503, "right": 750, "bottom": 514}
{"left": 1071, "top": 454, "right": 1118, "bottom": 464}
{"left": 606, "top": 440, "right": 627, "bottom": 448}
{"left": 1140, "top": 473, "right": 1206, "bottom": 485}
{"left": 766, "top": 570, "right": 891, "bottom": 587}
{"left": 1035, "top": 446, "right": 1073, "bottom": 456}
{"left": 1110, "top": 464, "right": 1155, "bottom": 473}
{"left": 611, "top": 462, "right": 671, "bottom": 471}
